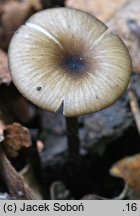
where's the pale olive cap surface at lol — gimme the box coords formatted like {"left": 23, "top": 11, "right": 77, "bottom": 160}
{"left": 8, "top": 8, "right": 132, "bottom": 117}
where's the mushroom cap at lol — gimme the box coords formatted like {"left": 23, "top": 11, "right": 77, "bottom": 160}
{"left": 8, "top": 8, "right": 132, "bottom": 117}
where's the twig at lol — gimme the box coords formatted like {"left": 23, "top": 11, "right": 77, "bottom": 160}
{"left": 0, "top": 147, "right": 36, "bottom": 200}
{"left": 128, "top": 83, "right": 140, "bottom": 134}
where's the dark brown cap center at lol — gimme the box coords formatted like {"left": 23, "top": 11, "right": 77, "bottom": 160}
{"left": 63, "top": 55, "right": 86, "bottom": 73}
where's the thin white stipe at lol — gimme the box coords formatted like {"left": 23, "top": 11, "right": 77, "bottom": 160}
{"left": 26, "top": 22, "right": 63, "bottom": 49}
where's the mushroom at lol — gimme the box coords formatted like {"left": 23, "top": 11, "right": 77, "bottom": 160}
{"left": 8, "top": 8, "right": 132, "bottom": 156}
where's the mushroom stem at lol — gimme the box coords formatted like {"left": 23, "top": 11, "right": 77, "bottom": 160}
{"left": 66, "top": 117, "right": 80, "bottom": 157}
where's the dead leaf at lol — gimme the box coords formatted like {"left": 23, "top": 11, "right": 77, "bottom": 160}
{"left": 25, "top": 0, "right": 43, "bottom": 11}
{"left": 0, "top": 49, "right": 11, "bottom": 84}
{"left": 128, "top": 84, "right": 140, "bottom": 135}
{"left": 65, "top": 0, "right": 127, "bottom": 21}
{"left": 0, "top": 0, "right": 35, "bottom": 50}
{"left": 3, "top": 122, "right": 32, "bottom": 157}
{"left": 110, "top": 154, "right": 140, "bottom": 195}
{"left": 107, "top": 0, "right": 140, "bottom": 72}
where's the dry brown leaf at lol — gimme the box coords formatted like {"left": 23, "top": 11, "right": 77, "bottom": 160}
{"left": 0, "top": 49, "right": 11, "bottom": 84}
{"left": 65, "top": 0, "right": 127, "bottom": 21}
{"left": 3, "top": 122, "right": 32, "bottom": 157}
{"left": 107, "top": 0, "right": 140, "bottom": 72}
{"left": 25, "top": 0, "right": 43, "bottom": 11}
{"left": 110, "top": 154, "right": 140, "bottom": 195}
{"left": 0, "top": 0, "right": 35, "bottom": 50}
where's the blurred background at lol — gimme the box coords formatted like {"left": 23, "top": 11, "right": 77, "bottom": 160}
{"left": 0, "top": 0, "right": 140, "bottom": 200}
